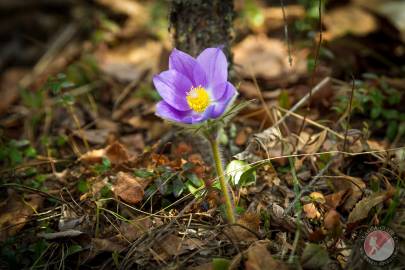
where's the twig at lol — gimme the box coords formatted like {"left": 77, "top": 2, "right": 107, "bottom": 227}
{"left": 284, "top": 158, "right": 334, "bottom": 216}
{"left": 280, "top": 0, "right": 292, "bottom": 67}
{"left": 296, "top": 0, "right": 323, "bottom": 138}
{"left": 248, "top": 65, "right": 276, "bottom": 125}
{"left": 272, "top": 77, "right": 330, "bottom": 129}
{"left": 19, "top": 23, "right": 77, "bottom": 88}
{"left": 287, "top": 156, "right": 302, "bottom": 263}
{"left": 276, "top": 105, "right": 344, "bottom": 139}
{"left": 342, "top": 76, "right": 356, "bottom": 152}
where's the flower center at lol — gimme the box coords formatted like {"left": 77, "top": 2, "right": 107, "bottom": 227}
{"left": 186, "top": 86, "right": 210, "bottom": 113}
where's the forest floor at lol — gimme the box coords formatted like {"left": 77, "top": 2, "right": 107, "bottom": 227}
{"left": 0, "top": 0, "right": 405, "bottom": 269}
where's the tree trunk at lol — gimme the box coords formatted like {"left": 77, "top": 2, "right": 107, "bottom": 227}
{"left": 169, "top": 0, "right": 234, "bottom": 59}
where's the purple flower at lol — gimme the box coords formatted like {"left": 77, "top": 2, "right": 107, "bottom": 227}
{"left": 154, "top": 48, "right": 237, "bottom": 124}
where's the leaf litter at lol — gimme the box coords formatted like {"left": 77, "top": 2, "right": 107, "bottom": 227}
{"left": 0, "top": 0, "right": 404, "bottom": 269}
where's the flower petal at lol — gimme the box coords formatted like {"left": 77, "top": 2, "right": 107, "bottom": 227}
{"left": 211, "top": 82, "right": 237, "bottom": 118}
{"left": 192, "top": 62, "right": 208, "bottom": 87}
{"left": 155, "top": 101, "right": 192, "bottom": 123}
{"left": 196, "top": 48, "right": 227, "bottom": 86}
{"left": 191, "top": 105, "right": 215, "bottom": 124}
{"left": 153, "top": 70, "right": 192, "bottom": 111}
{"left": 209, "top": 81, "right": 228, "bottom": 101}
{"left": 169, "top": 48, "right": 197, "bottom": 81}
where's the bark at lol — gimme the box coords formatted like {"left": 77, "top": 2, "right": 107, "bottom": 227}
{"left": 169, "top": 0, "right": 234, "bottom": 59}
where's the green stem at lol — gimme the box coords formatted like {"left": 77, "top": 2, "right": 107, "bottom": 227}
{"left": 208, "top": 137, "right": 235, "bottom": 223}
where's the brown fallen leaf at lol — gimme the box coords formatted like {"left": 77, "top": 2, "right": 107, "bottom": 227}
{"left": 323, "top": 6, "right": 378, "bottom": 41}
{"left": 245, "top": 241, "right": 288, "bottom": 270}
{"left": 235, "top": 127, "right": 252, "bottom": 146}
{"left": 96, "top": 40, "right": 162, "bottom": 83}
{"left": 354, "top": 0, "right": 405, "bottom": 43}
{"left": 347, "top": 192, "right": 387, "bottom": 224}
{"left": 156, "top": 234, "right": 203, "bottom": 259}
{"left": 303, "top": 203, "right": 321, "bottom": 220}
{"left": 298, "top": 130, "right": 327, "bottom": 155}
{"left": 226, "top": 212, "right": 260, "bottom": 242}
{"left": 112, "top": 172, "right": 146, "bottom": 204}
{"left": 328, "top": 173, "right": 366, "bottom": 211}
{"left": 79, "top": 141, "right": 131, "bottom": 165}
{"left": 0, "top": 191, "right": 43, "bottom": 241}
{"left": 74, "top": 129, "right": 110, "bottom": 145}
{"left": 233, "top": 35, "right": 307, "bottom": 82}
{"left": 0, "top": 68, "right": 27, "bottom": 115}
{"left": 119, "top": 217, "right": 152, "bottom": 242}
{"left": 324, "top": 190, "right": 350, "bottom": 209}
{"left": 323, "top": 209, "right": 341, "bottom": 232}
{"left": 91, "top": 237, "right": 127, "bottom": 253}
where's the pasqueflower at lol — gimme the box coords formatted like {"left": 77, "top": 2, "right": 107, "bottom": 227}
{"left": 154, "top": 48, "right": 237, "bottom": 124}
{"left": 154, "top": 47, "right": 238, "bottom": 223}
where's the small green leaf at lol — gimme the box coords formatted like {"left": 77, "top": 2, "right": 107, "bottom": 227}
{"left": 172, "top": 177, "right": 184, "bottom": 197}
{"left": 370, "top": 107, "right": 381, "bottom": 119}
{"left": 387, "top": 121, "right": 398, "bottom": 141}
{"left": 77, "top": 179, "right": 89, "bottom": 193}
{"left": 225, "top": 160, "right": 256, "bottom": 187}
{"left": 25, "top": 146, "right": 37, "bottom": 158}
{"left": 100, "top": 185, "right": 112, "bottom": 198}
{"left": 301, "top": 243, "right": 330, "bottom": 269}
{"left": 9, "top": 148, "right": 23, "bottom": 165}
{"left": 181, "top": 162, "right": 195, "bottom": 171}
{"left": 134, "top": 169, "right": 154, "bottom": 178}
{"left": 185, "top": 173, "right": 203, "bottom": 187}
{"left": 185, "top": 180, "right": 204, "bottom": 197}
{"left": 144, "top": 184, "right": 157, "bottom": 198}
{"left": 212, "top": 258, "right": 230, "bottom": 270}
{"left": 67, "top": 244, "right": 82, "bottom": 256}
{"left": 278, "top": 90, "right": 290, "bottom": 109}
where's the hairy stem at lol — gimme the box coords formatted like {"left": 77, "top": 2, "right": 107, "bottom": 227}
{"left": 208, "top": 136, "right": 235, "bottom": 223}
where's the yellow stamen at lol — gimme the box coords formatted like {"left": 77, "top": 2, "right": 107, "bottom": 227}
{"left": 186, "top": 85, "right": 210, "bottom": 113}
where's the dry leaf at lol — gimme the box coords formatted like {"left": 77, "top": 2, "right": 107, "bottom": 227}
{"left": 235, "top": 127, "right": 252, "bottom": 146}
{"left": 91, "top": 237, "right": 127, "bottom": 252}
{"left": 157, "top": 234, "right": 203, "bottom": 259}
{"left": 324, "top": 6, "right": 378, "bottom": 40}
{"left": 263, "top": 5, "right": 305, "bottom": 31}
{"left": 354, "top": 0, "right": 405, "bottom": 43}
{"left": 347, "top": 192, "right": 387, "bottom": 224}
{"left": 79, "top": 142, "right": 131, "bottom": 165}
{"left": 299, "top": 130, "right": 327, "bottom": 154}
{"left": 324, "top": 190, "right": 349, "bottom": 209}
{"left": 303, "top": 203, "right": 321, "bottom": 220}
{"left": 245, "top": 241, "right": 287, "bottom": 270}
{"left": 0, "top": 191, "right": 43, "bottom": 241}
{"left": 233, "top": 35, "right": 307, "bottom": 81}
{"left": 227, "top": 212, "right": 260, "bottom": 242}
{"left": 328, "top": 174, "right": 366, "bottom": 211}
{"left": 105, "top": 142, "right": 131, "bottom": 164}
{"left": 38, "top": 230, "right": 84, "bottom": 240}
{"left": 0, "top": 68, "right": 27, "bottom": 115}
{"left": 323, "top": 209, "right": 341, "bottom": 231}
{"left": 119, "top": 217, "right": 152, "bottom": 242}
{"left": 112, "top": 172, "right": 145, "bottom": 204}
{"left": 96, "top": 40, "right": 162, "bottom": 83}
{"left": 74, "top": 129, "right": 110, "bottom": 145}
{"left": 235, "top": 126, "right": 288, "bottom": 166}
